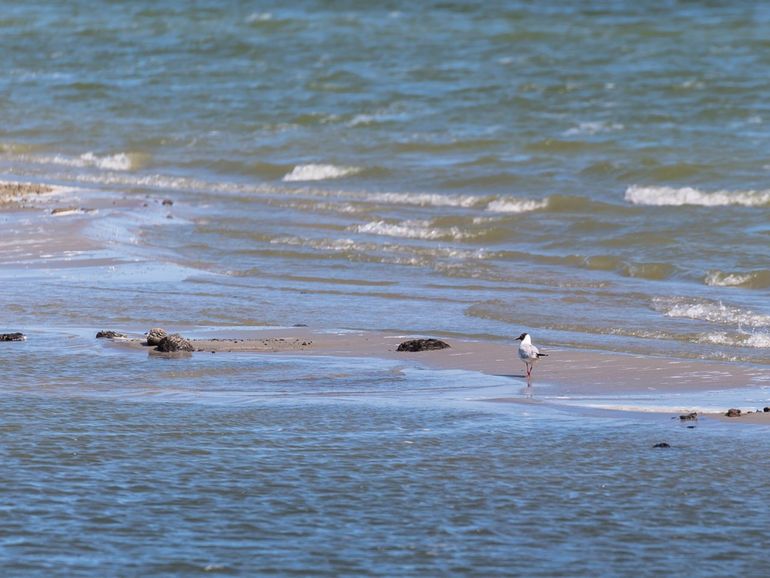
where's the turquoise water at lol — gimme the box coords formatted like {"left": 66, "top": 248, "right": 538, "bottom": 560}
{"left": 2, "top": 2, "right": 770, "bottom": 575}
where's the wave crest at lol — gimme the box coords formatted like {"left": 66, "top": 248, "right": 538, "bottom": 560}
{"left": 282, "top": 164, "right": 361, "bottom": 182}
{"left": 704, "top": 270, "right": 770, "bottom": 290}
{"left": 486, "top": 198, "right": 549, "bottom": 213}
{"left": 354, "top": 220, "right": 472, "bottom": 241}
{"left": 653, "top": 297, "right": 770, "bottom": 327}
{"left": 625, "top": 185, "right": 770, "bottom": 207}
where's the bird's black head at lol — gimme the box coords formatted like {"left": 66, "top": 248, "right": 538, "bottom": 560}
{"left": 515, "top": 332, "right": 528, "bottom": 341}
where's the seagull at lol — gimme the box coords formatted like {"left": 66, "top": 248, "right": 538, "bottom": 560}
{"left": 515, "top": 332, "right": 547, "bottom": 382}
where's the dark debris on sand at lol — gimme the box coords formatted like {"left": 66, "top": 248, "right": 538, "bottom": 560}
{"left": 0, "top": 332, "right": 26, "bottom": 341}
{"left": 396, "top": 338, "right": 451, "bottom": 352}
{"left": 96, "top": 330, "right": 127, "bottom": 339}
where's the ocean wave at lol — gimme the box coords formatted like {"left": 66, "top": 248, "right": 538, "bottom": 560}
{"left": 23, "top": 151, "right": 143, "bottom": 171}
{"left": 653, "top": 297, "right": 770, "bottom": 327}
{"left": 366, "top": 192, "right": 482, "bottom": 208}
{"left": 625, "top": 185, "right": 770, "bottom": 207}
{"left": 704, "top": 269, "right": 770, "bottom": 290}
{"left": 698, "top": 331, "right": 770, "bottom": 349}
{"left": 486, "top": 198, "right": 549, "bottom": 213}
{"left": 364, "top": 192, "right": 548, "bottom": 214}
{"left": 354, "top": 219, "right": 471, "bottom": 241}
{"left": 282, "top": 164, "right": 361, "bottom": 182}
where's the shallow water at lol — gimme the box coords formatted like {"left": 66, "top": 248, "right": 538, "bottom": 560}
{"left": 2, "top": 1, "right": 770, "bottom": 575}
{"left": 2, "top": 334, "right": 770, "bottom": 577}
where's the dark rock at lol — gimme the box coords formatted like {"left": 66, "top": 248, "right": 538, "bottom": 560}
{"left": 145, "top": 327, "right": 168, "bottom": 346}
{"left": 162, "top": 199, "right": 174, "bottom": 206}
{"left": 764, "top": 407, "right": 770, "bottom": 413}
{"left": 396, "top": 338, "right": 451, "bottom": 352}
{"left": 725, "top": 408, "right": 742, "bottom": 418}
{"left": 679, "top": 412, "right": 698, "bottom": 421}
{"left": 0, "top": 332, "right": 26, "bottom": 341}
{"left": 653, "top": 442, "right": 671, "bottom": 448}
{"left": 155, "top": 333, "right": 194, "bottom": 353}
{"left": 293, "top": 323, "right": 308, "bottom": 327}
{"left": 96, "top": 330, "right": 127, "bottom": 339}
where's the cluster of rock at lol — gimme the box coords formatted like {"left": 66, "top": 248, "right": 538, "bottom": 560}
{"left": 144, "top": 327, "right": 194, "bottom": 352}
{"left": 725, "top": 407, "right": 770, "bottom": 418}
{"left": 94, "top": 327, "right": 195, "bottom": 353}
{"left": 396, "top": 338, "right": 450, "bottom": 352}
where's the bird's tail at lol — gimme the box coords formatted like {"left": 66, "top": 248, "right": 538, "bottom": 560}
{"left": 537, "top": 353, "right": 548, "bottom": 357}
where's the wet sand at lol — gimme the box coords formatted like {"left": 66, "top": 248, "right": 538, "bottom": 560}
{"left": 96, "top": 326, "right": 770, "bottom": 422}
{"left": 0, "top": 181, "right": 55, "bottom": 206}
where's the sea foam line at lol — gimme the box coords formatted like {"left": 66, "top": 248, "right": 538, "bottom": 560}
{"left": 625, "top": 185, "right": 770, "bottom": 207}
{"left": 23, "top": 152, "right": 140, "bottom": 171}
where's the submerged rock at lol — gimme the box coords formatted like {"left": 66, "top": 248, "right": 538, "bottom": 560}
{"left": 156, "top": 333, "right": 194, "bottom": 353}
{"left": 396, "top": 338, "right": 450, "bottom": 352}
{"left": 725, "top": 408, "right": 742, "bottom": 418}
{"left": 679, "top": 412, "right": 698, "bottom": 421}
{"left": 0, "top": 332, "right": 26, "bottom": 341}
{"left": 653, "top": 442, "right": 671, "bottom": 448}
{"left": 96, "top": 330, "right": 127, "bottom": 339}
{"left": 145, "top": 327, "right": 168, "bottom": 346}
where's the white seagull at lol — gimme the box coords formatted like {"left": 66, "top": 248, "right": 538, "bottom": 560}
{"left": 515, "top": 332, "right": 547, "bottom": 382}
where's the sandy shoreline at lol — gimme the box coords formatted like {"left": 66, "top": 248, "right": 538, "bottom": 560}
{"left": 3, "top": 180, "right": 769, "bottom": 424}
{"left": 92, "top": 326, "right": 770, "bottom": 423}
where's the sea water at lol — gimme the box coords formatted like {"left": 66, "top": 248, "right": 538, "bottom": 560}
{"left": 1, "top": 0, "right": 769, "bottom": 362}
{"left": 2, "top": 1, "right": 770, "bottom": 575}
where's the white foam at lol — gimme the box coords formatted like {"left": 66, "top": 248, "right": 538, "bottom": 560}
{"left": 355, "top": 220, "right": 468, "bottom": 241}
{"left": 654, "top": 297, "right": 770, "bottom": 328}
{"left": 699, "top": 331, "right": 770, "bottom": 349}
{"left": 486, "top": 198, "right": 549, "bottom": 213}
{"left": 366, "top": 192, "right": 482, "bottom": 208}
{"left": 705, "top": 271, "right": 754, "bottom": 287}
{"left": 625, "top": 185, "right": 770, "bottom": 207}
{"left": 23, "top": 151, "right": 138, "bottom": 171}
{"left": 282, "top": 164, "right": 361, "bottom": 182}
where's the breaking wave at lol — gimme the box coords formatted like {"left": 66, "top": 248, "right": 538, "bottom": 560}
{"left": 704, "top": 270, "right": 770, "bottom": 290}
{"left": 653, "top": 297, "right": 770, "bottom": 328}
{"left": 366, "top": 192, "right": 481, "bottom": 208}
{"left": 486, "top": 198, "right": 549, "bottom": 213}
{"left": 625, "top": 185, "right": 770, "bottom": 207}
{"left": 354, "top": 219, "right": 473, "bottom": 241}
{"left": 698, "top": 331, "right": 770, "bottom": 349}
{"left": 31, "top": 152, "right": 143, "bottom": 171}
{"left": 282, "top": 164, "right": 361, "bottom": 182}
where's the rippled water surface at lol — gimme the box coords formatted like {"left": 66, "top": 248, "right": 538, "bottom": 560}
{"left": 3, "top": 336, "right": 770, "bottom": 577}
{"left": 2, "top": 1, "right": 770, "bottom": 575}
{"left": 1, "top": 0, "right": 769, "bottom": 361}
